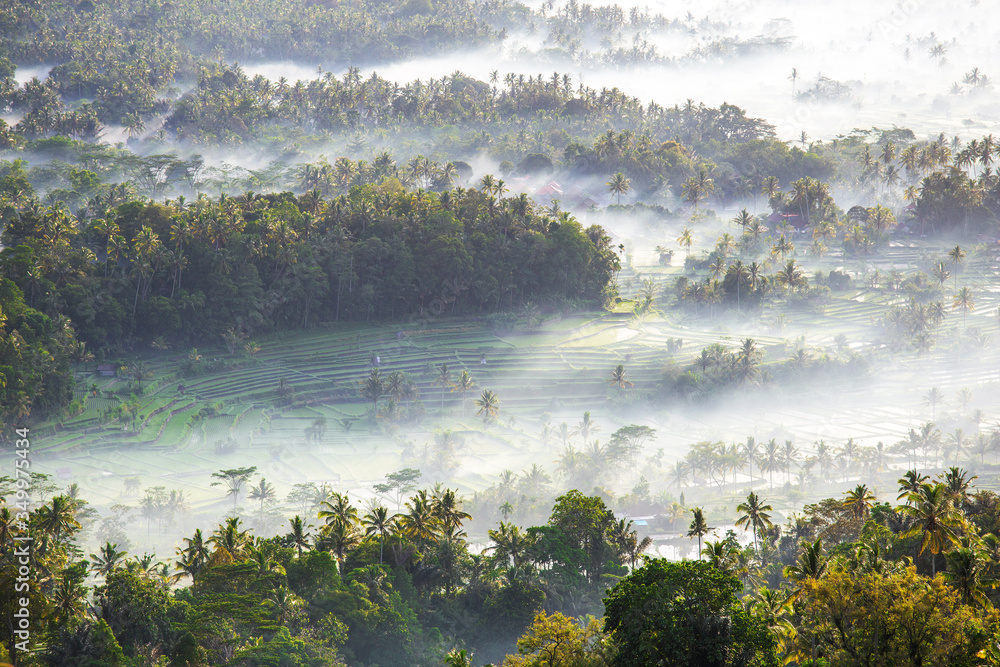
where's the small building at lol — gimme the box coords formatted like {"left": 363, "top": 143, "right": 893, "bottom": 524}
{"left": 768, "top": 212, "right": 808, "bottom": 232}
{"left": 96, "top": 364, "right": 116, "bottom": 377}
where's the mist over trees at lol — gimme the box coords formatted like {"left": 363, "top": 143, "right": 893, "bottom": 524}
{"left": 5, "top": 0, "right": 1000, "bottom": 664}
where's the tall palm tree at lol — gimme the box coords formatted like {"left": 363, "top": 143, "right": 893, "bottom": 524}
{"left": 677, "top": 227, "right": 695, "bottom": 256}
{"left": 760, "top": 439, "right": 782, "bottom": 487}
{"left": 315, "top": 521, "right": 359, "bottom": 573}
{"left": 175, "top": 528, "right": 210, "bottom": 582}
{"left": 607, "top": 172, "right": 631, "bottom": 205}
{"left": 741, "top": 437, "right": 759, "bottom": 487}
{"left": 474, "top": 389, "right": 500, "bottom": 424}
{"left": 899, "top": 482, "right": 963, "bottom": 576}
{"left": 843, "top": 484, "right": 876, "bottom": 521}
{"left": 90, "top": 542, "right": 128, "bottom": 577}
{"left": 36, "top": 496, "right": 81, "bottom": 544}
{"left": 953, "top": 287, "right": 975, "bottom": 328}
{"left": 924, "top": 388, "right": 945, "bottom": 421}
{"left": 736, "top": 492, "right": 774, "bottom": 552}
{"left": 360, "top": 368, "right": 384, "bottom": 413}
{"left": 288, "top": 516, "right": 312, "bottom": 559}
{"left": 247, "top": 478, "right": 276, "bottom": 512}
{"left": 897, "top": 470, "right": 930, "bottom": 503}
{"left": 454, "top": 370, "right": 475, "bottom": 416}
{"left": 434, "top": 364, "right": 452, "bottom": 412}
{"left": 687, "top": 507, "right": 710, "bottom": 558}
{"left": 363, "top": 503, "right": 395, "bottom": 565}
{"left": 318, "top": 492, "right": 359, "bottom": 530}
{"left": 947, "top": 245, "right": 966, "bottom": 291}
{"left": 943, "top": 542, "right": 994, "bottom": 607}
{"left": 399, "top": 491, "right": 439, "bottom": 544}
{"left": 784, "top": 538, "right": 828, "bottom": 587}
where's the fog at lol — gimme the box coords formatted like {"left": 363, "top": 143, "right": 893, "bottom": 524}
{"left": 14, "top": 0, "right": 1000, "bottom": 566}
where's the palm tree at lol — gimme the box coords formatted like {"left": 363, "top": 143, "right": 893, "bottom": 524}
{"left": 319, "top": 492, "right": 360, "bottom": 530}
{"left": 607, "top": 172, "right": 631, "bottom": 205}
{"left": 175, "top": 528, "right": 210, "bottom": 582}
{"left": 247, "top": 478, "right": 276, "bottom": 512}
{"left": 454, "top": 370, "right": 475, "bottom": 416}
{"left": 899, "top": 482, "right": 963, "bottom": 576}
{"left": 736, "top": 492, "right": 774, "bottom": 551}
{"left": 741, "top": 437, "right": 759, "bottom": 487}
{"left": 701, "top": 540, "right": 734, "bottom": 573}
{"left": 288, "top": 516, "right": 312, "bottom": 559}
{"left": 953, "top": 287, "right": 975, "bottom": 328}
{"left": 399, "top": 490, "right": 440, "bottom": 544}
{"left": 784, "top": 538, "right": 828, "bottom": 587}
{"left": 843, "top": 484, "right": 876, "bottom": 521}
{"left": 434, "top": 363, "right": 452, "bottom": 412}
{"left": 940, "top": 466, "right": 977, "bottom": 506}
{"left": 943, "top": 542, "right": 993, "bottom": 607}
{"left": 315, "top": 521, "right": 359, "bottom": 573}
{"left": 897, "top": 470, "right": 930, "bottom": 503}
{"left": 90, "top": 542, "right": 128, "bottom": 577}
{"left": 609, "top": 364, "right": 632, "bottom": 389}
{"left": 36, "top": 496, "right": 81, "bottom": 543}
{"left": 677, "top": 227, "right": 695, "bottom": 256}
{"left": 360, "top": 368, "right": 384, "bottom": 413}
{"left": 924, "top": 388, "right": 945, "bottom": 420}
{"left": 474, "top": 389, "right": 500, "bottom": 424}
{"left": 687, "top": 507, "right": 710, "bottom": 558}
{"left": 760, "top": 439, "right": 781, "bottom": 487}
{"left": 947, "top": 245, "right": 966, "bottom": 291}
{"left": 499, "top": 501, "right": 514, "bottom": 520}
{"left": 363, "top": 503, "right": 395, "bottom": 565}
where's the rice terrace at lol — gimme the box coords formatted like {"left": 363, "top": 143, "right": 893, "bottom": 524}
{"left": 7, "top": 0, "right": 1000, "bottom": 664}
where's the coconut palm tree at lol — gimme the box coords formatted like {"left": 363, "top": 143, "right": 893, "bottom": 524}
{"left": 948, "top": 245, "right": 966, "bottom": 291}
{"left": 609, "top": 364, "right": 632, "bottom": 389}
{"left": 453, "top": 370, "right": 475, "bottom": 416}
{"left": 474, "top": 389, "right": 500, "bottom": 424}
{"left": 90, "top": 542, "right": 128, "bottom": 577}
{"left": 318, "top": 492, "right": 359, "bottom": 530}
{"left": 843, "top": 484, "right": 876, "bottom": 521}
{"left": 943, "top": 542, "right": 994, "bottom": 607}
{"left": 953, "top": 287, "right": 975, "bottom": 328}
{"left": 899, "top": 482, "right": 963, "bottom": 576}
{"left": 36, "top": 496, "right": 81, "bottom": 544}
{"left": 360, "top": 368, "right": 384, "bottom": 413}
{"left": 760, "top": 439, "right": 782, "bottom": 487}
{"left": 363, "top": 503, "right": 395, "bottom": 565}
{"left": 736, "top": 492, "right": 774, "bottom": 551}
{"left": 897, "top": 470, "right": 930, "bottom": 503}
{"left": 288, "top": 516, "right": 312, "bottom": 559}
{"left": 687, "top": 507, "right": 710, "bottom": 558}
{"left": 315, "top": 521, "right": 359, "bottom": 573}
{"left": 784, "top": 538, "right": 828, "bottom": 588}
{"left": 247, "top": 478, "right": 276, "bottom": 512}
{"left": 175, "top": 528, "right": 210, "bottom": 582}
{"left": 607, "top": 172, "right": 631, "bottom": 205}
{"left": 677, "top": 226, "right": 695, "bottom": 256}
{"left": 434, "top": 363, "right": 453, "bottom": 412}
{"left": 924, "top": 387, "right": 945, "bottom": 420}
{"left": 741, "top": 437, "right": 759, "bottom": 487}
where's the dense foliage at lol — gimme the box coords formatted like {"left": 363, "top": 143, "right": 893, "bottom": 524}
{"left": 6, "top": 470, "right": 1000, "bottom": 665}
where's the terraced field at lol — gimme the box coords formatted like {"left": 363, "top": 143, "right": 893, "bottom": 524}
{"left": 30, "top": 238, "right": 1000, "bottom": 536}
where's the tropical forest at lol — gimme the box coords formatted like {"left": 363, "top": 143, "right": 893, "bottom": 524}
{"left": 3, "top": 0, "right": 1000, "bottom": 665}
